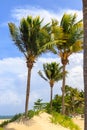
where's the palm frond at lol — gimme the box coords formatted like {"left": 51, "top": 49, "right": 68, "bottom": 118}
{"left": 8, "top": 23, "right": 27, "bottom": 57}
{"left": 38, "top": 71, "right": 48, "bottom": 81}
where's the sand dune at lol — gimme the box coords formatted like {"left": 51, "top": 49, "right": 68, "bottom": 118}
{"left": 2, "top": 112, "right": 84, "bottom": 130}
{"left": 73, "top": 117, "right": 84, "bottom": 130}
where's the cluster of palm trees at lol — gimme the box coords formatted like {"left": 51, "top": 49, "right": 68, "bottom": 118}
{"left": 65, "top": 85, "right": 84, "bottom": 115}
{"left": 47, "top": 85, "right": 84, "bottom": 115}
{"left": 8, "top": 13, "right": 83, "bottom": 117}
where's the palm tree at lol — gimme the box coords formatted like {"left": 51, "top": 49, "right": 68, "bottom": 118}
{"left": 65, "top": 85, "right": 84, "bottom": 115}
{"left": 55, "top": 14, "right": 83, "bottom": 115}
{"left": 82, "top": 0, "right": 87, "bottom": 129}
{"left": 41, "top": 13, "right": 83, "bottom": 114}
{"left": 8, "top": 16, "right": 51, "bottom": 117}
{"left": 38, "top": 62, "right": 63, "bottom": 111}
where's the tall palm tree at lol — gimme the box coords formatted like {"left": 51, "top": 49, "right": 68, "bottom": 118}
{"left": 55, "top": 14, "right": 83, "bottom": 115}
{"left": 82, "top": 0, "right": 87, "bottom": 129}
{"left": 40, "top": 13, "right": 83, "bottom": 114}
{"left": 38, "top": 62, "right": 63, "bottom": 111}
{"left": 8, "top": 16, "right": 51, "bottom": 117}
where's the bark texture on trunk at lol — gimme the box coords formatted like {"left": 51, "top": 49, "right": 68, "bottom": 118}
{"left": 25, "top": 67, "right": 31, "bottom": 117}
{"left": 50, "top": 86, "right": 53, "bottom": 112}
{"left": 82, "top": 0, "right": 87, "bottom": 129}
{"left": 61, "top": 64, "right": 66, "bottom": 115}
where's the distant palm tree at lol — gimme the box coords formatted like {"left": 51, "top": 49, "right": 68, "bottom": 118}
{"left": 82, "top": 0, "right": 87, "bottom": 129}
{"left": 8, "top": 16, "right": 51, "bottom": 117}
{"left": 38, "top": 62, "right": 63, "bottom": 111}
{"left": 41, "top": 13, "right": 83, "bottom": 114}
{"left": 65, "top": 85, "right": 84, "bottom": 115}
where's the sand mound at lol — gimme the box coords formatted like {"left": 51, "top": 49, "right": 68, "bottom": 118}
{"left": 4, "top": 112, "right": 84, "bottom": 130}
{"left": 4, "top": 112, "right": 68, "bottom": 130}
{"left": 73, "top": 117, "right": 84, "bottom": 130}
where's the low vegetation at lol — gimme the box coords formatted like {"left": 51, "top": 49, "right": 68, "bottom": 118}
{"left": 0, "top": 110, "right": 81, "bottom": 130}
{"left": 51, "top": 112, "right": 81, "bottom": 130}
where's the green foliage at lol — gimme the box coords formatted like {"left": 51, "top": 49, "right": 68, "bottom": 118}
{"left": 11, "top": 113, "right": 22, "bottom": 122}
{"left": 0, "top": 127, "right": 4, "bottom": 130}
{"left": 34, "top": 99, "right": 46, "bottom": 111}
{"left": 45, "top": 95, "right": 62, "bottom": 113}
{"left": 65, "top": 85, "right": 84, "bottom": 115}
{"left": 38, "top": 62, "right": 63, "bottom": 83}
{"left": 27, "top": 110, "right": 35, "bottom": 119}
{"left": 8, "top": 16, "right": 52, "bottom": 58}
{"left": 0, "top": 120, "right": 10, "bottom": 127}
{"left": 40, "top": 13, "right": 83, "bottom": 56}
{"left": 51, "top": 112, "right": 81, "bottom": 130}
{"left": 45, "top": 85, "right": 84, "bottom": 116}
{"left": 52, "top": 95, "right": 62, "bottom": 112}
{"left": 45, "top": 103, "right": 51, "bottom": 114}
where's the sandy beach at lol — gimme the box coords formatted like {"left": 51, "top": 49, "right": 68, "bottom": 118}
{"left": 0, "top": 112, "right": 84, "bottom": 130}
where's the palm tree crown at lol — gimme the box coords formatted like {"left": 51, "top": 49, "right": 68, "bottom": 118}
{"left": 57, "top": 13, "right": 83, "bottom": 64}
{"left": 39, "top": 62, "right": 63, "bottom": 83}
{"left": 8, "top": 16, "right": 51, "bottom": 67}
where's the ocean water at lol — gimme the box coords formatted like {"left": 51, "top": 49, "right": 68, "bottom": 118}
{"left": 0, "top": 115, "right": 13, "bottom": 119}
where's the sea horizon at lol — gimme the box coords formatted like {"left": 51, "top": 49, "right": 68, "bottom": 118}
{"left": 0, "top": 115, "right": 14, "bottom": 119}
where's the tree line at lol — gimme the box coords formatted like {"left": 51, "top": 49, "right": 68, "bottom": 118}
{"left": 34, "top": 85, "right": 84, "bottom": 116}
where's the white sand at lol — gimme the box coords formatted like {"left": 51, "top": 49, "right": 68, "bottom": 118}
{"left": 2, "top": 112, "right": 84, "bottom": 130}
{"left": 73, "top": 117, "right": 84, "bottom": 130}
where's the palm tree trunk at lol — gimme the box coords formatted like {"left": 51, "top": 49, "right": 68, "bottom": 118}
{"left": 50, "top": 86, "right": 53, "bottom": 112}
{"left": 82, "top": 0, "right": 87, "bottom": 129}
{"left": 25, "top": 67, "right": 32, "bottom": 117}
{"left": 61, "top": 64, "right": 66, "bottom": 115}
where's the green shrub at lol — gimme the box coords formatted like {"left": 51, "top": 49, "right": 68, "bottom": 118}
{"left": 50, "top": 112, "right": 81, "bottom": 130}
{"left": 27, "top": 110, "right": 35, "bottom": 119}
{"left": 11, "top": 113, "right": 22, "bottom": 122}
{"left": 0, "top": 120, "right": 10, "bottom": 127}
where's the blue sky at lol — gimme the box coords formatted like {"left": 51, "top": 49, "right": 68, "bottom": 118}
{"left": 0, "top": 0, "right": 83, "bottom": 115}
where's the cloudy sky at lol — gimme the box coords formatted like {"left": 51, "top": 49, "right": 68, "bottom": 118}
{"left": 0, "top": 0, "right": 83, "bottom": 115}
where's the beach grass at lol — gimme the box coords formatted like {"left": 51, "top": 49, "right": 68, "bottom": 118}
{"left": 50, "top": 112, "right": 81, "bottom": 130}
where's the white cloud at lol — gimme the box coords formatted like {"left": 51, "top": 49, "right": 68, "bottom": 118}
{"left": 66, "top": 53, "right": 83, "bottom": 90}
{"left": 0, "top": 53, "right": 83, "bottom": 114}
{"left": 0, "top": 90, "right": 24, "bottom": 105}
{"left": 0, "top": 7, "right": 82, "bottom": 31}
{"left": 11, "top": 7, "right": 82, "bottom": 24}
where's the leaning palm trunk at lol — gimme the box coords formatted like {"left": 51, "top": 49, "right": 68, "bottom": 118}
{"left": 82, "top": 0, "right": 87, "bottom": 129}
{"left": 61, "top": 64, "right": 66, "bottom": 114}
{"left": 25, "top": 67, "right": 32, "bottom": 117}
